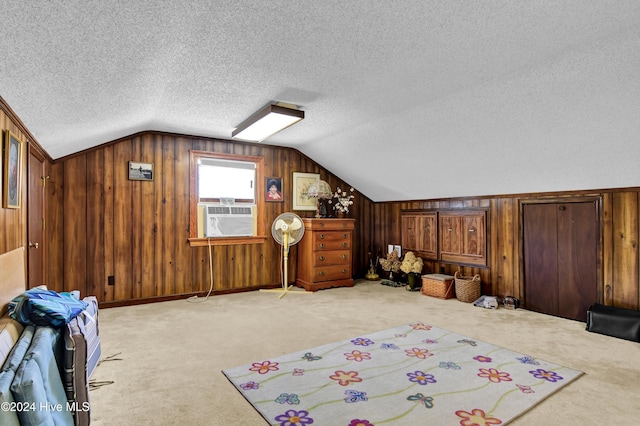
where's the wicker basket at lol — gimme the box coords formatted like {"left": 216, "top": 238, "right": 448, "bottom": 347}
{"left": 421, "top": 274, "right": 455, "bottom": 299}
{"left": 454, "top": 271, "right": 481, "bottom": 303}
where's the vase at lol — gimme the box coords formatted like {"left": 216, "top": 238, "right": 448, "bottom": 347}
{"left": 336, "top": 211, "right": 345, "bottom": 218}
{"left": 407, "top": 272, "right": 421, "bottom": 291}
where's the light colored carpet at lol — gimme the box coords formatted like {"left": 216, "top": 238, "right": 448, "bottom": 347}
{"left": 89, "top": 280, "right": 640, "bottom": 425}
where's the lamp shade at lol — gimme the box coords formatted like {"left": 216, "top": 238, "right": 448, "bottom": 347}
{"left": 306, "top": 180, "right": 332, "bottom": 199}
{"left": 232, "top": 104, "right": 304, "bottom": 142}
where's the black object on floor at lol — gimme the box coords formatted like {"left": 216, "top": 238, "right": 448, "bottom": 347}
{"left": 586, "top": 303, "right": 640, "bottom": 342}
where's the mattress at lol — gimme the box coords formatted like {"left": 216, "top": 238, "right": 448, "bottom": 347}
{"left": 63, "top": 296, "right": 100, "bottom": 426}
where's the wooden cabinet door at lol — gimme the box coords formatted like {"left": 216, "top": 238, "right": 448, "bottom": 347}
{"left": 440, "top": 215, "right": 461, "bottom": 257}
{"left": 462, "top": 213, "right": 485, "bottom": 258}
{"left": 440, "top": 211, "right": 487, "bottom": 266}
{"left": 416, "top": 214, "right": 437, "bottom": 259}
{"left": 401, "top": 215, "right": 418, "bottom": 251}
{"left": 401, "top": 212, "right": 437, "bottom": 259}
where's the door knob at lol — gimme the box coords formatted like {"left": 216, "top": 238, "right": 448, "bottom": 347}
{"left": 29, "top": 242, "right": 39, "bottom": 249}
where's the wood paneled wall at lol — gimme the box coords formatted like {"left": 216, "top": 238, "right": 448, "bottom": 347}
{"left": 45, "top": 132, "right": 369, "bottom": 305}
{"left": 0, "top": 98, "right": 30, "bottom": 256}
{"left": 2, "top": 97, "right": 638, "bottom": 310}
{"left": 367, "top": 191, "right": 640, "bottom": 311}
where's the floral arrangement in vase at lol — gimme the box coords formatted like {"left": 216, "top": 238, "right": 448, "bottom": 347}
{"left": 379, "top": 249, "right": 401, "bottom": 280}
{"left": 400, "top": 251, "right": 424, "bottom": 275}
{"left": 330, "top": 186, "right": 355, "bottom": 215}
{"left": 400, "top": 251, "right": 424, "bottom": 291}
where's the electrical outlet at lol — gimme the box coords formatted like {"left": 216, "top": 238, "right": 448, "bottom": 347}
{"left": 108, "top": 275, "right": 115, "bottom": 286}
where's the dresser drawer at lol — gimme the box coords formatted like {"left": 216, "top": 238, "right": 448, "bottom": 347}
{"left": 312, "top": 232, "right": 351, "bottom": 250}
{"left": 312, "top": 250, "right": 350, "bottom": 266}
{"left": 312, "top": 264, "right": 352, "bottom": 282}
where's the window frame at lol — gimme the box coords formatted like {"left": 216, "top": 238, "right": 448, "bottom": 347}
{"left": 188, "top": 150, "right": 266, "bottom": 246}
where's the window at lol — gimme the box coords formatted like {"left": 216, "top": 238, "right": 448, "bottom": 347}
{"left": 189, "top": 151, "right": 265, "bottom": 246}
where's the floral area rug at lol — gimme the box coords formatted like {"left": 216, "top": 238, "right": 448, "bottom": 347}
{"left": 222, "top": 322, "right": 583, "bottom": 425}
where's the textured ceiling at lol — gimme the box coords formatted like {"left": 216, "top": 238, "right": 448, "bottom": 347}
{"left": 1, "top": 1, "right": 639, "bottom": 201}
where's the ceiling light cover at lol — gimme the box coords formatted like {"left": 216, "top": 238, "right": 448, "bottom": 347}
{"left": 232, "top": 104, "right": 304, "bottom": 142}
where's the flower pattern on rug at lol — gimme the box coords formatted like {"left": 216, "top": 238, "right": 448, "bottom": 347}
{"left": 330, "top": 370, "right": 363, "bottom": 386}
{"left": 345, "top": 349, "right": 372, "bottom": 362}
{"left": 223, "top": 322, "right": 583, "bottom": 425}
{"left": 405, "top": 347, "right": 433, "bottom": 359}
{"left": 351, "top": 337, "right": 375, "bottom": 346}
{"left": 529, "top": 368, "right": 564, "bottom": 383}
{"left": 407, "top": 371, "right": 437, "bottom": 385}
{"left": 250, "top": 360, "right": 279, "bottom": 374}
{"left": 455, "top": 408, "right": 502, "bottom": 425}
{"left": 478, "top": 368, "right": 513, "bottom": 383}
{"left": 348, "top": 420, "right": 373, "bottom": 426}
{"left": 274, "top": 409, "right": 314, "bottom": 426}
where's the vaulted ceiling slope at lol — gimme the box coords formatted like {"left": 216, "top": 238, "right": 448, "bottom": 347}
{"left": 1, "top": 1, "right": 639, "bottom": 202}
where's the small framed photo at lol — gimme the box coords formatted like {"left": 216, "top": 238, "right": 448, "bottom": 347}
{"left": 265, "top": 177, "right": 283, "bottom": 202}
{"left": 292, "top": 172, "right": 319, "bottom": 211}
{"left": 3, "top": 130, "right": 23, "bottom": 209}
{"left": 128, "top": 161, "right": 154, "bottom": 181}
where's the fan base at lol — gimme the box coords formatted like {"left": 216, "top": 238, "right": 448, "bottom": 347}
{"left": 260, "top": 285, "right": 312, "bottom": 299}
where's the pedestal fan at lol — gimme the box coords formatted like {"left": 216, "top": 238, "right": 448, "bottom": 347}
{"left": 261, "top": 212, "right": 311, "bottom": 298}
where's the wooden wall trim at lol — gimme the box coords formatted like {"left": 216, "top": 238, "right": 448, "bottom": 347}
{"left": 0, "top": 96, "right": 51, "bottom": 162}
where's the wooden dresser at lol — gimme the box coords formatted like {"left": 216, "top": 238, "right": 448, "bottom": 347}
{"left": 296, "top": 218, "right": 355, "bottom": 291}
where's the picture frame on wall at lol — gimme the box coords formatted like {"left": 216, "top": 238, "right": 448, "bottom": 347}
{"left": 292, "top": 172, "right": 319, "bottom": 211}
{"left": 265, "top": 177, "right": 283, "bottom": 202}
{"left": 128, "top": 161, "right": 154, "bottom": 181}
{"left": 3, "top": 130, "right": 22, "bottom": 209}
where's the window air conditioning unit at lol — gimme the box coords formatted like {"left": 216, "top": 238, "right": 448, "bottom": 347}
{"left": 204, "top": 205, "right": 255, "bottom": 237}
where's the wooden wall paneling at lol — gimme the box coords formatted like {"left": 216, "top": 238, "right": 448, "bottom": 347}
{"left": 102, "top": 146, "right": 115, "bottom": 302}
{"left": 151, "top": 134, "right": 165, "bottom": 297}
{"left": 131, "top": 136, "right": 143, "bottom": 299}
{"left": 612, "top": 191, "right": 639, "bottom": 309}
{"left": 85, "top": 149, "right": 105, "bottom": 298}
{"left": 63, "top": 155, "right": 88, "bottom": 296}
{"left": 45, "top": 162, "right": 64, "bottom": 293}
{"left": 113, "top": 140, "right": 134, "bottom": 300}
{"left": 174, "top": 137, "right": 192, "bottom": 294}
{"left": 139, "top": 134, "right": 158, "bottom": 298}
{"left": 161, "top": 136, "right": 177, "bottom": 296}
{"left": 492, "top": 198, "right": 517, "bottom": 298}
{"left": 602, "top": 192, "right": 614, "bottom": 305}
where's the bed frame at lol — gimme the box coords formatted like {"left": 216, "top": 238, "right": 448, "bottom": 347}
{"left": 0, "top": 247, "right": 27, "bottom": 315}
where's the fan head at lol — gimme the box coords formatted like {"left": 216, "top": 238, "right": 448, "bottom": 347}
{"left": 271, "top": 212, "right": 305, "bottom": 246}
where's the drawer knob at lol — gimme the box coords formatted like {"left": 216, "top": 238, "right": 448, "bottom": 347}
{"left": 319, "top": 256, "right": 325, "bottom": 261}
{"left": 342, "top": 269, "right": 347, "bottom": 273}
{"left": 318, "top": 271, "right": 325, "bottom": 276}
{"left": 341, "top": 254, "right": 346, "bottom": 259}
{"left": 342, "top": 242, "right": 347, "bottom": 248}
{"left": 342, "top": 233, "right": 347, "bottom": 239}
{"left": 319, "top": 243, "right": 325, "bottom": 248}
{"left": 320, "top": 234, "right": 325, "bottom": 239}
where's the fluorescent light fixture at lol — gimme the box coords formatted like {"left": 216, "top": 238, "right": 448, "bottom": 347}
{"left": 232, "top": 103, "right": 304, "bottom": 142}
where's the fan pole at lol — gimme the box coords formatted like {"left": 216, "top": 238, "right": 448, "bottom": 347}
{"left": 260, "top": 212, "right": 311, "bottom": 298}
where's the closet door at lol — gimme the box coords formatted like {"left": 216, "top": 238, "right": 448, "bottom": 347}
{"left": 523, "top": 201, "right": 598, "bottom": 322}
{"left": 523, "top": 204, "right": 559, "bottom": 317}
{"left": 556, "top": 202, "right": 598, "bottom": 321}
